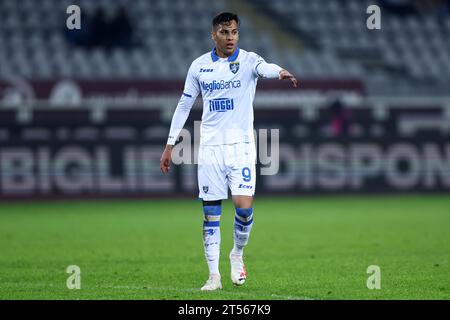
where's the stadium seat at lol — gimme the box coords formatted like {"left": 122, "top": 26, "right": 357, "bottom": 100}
{"left": 0, "top": 0, "right": 447, "bottom": 96}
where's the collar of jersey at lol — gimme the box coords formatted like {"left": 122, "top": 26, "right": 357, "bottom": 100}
{"left": 211, "top": 47, "right": 240, "bottom": 62}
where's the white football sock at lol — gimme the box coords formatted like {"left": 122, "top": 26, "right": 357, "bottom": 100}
{"left": 203, "top": 204, "right": 222, "bottom": 275}
{"left": 233, "top": 207, "right": 253, "bottom": 256}
{"left": 203, "top": 226, "right": 221, "bottom": 275}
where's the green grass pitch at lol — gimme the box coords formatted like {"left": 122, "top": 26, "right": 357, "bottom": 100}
{"left": 0, "top": 195, "right": 449, "bottom": 300}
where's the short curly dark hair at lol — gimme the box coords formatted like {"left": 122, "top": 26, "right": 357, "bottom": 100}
{"left": 212, "top": 12, "right": 239, "bottom": 29}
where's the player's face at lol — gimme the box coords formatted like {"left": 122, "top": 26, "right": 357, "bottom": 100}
{"left": 211, "top": 20, "right": 239, "bottom": 57}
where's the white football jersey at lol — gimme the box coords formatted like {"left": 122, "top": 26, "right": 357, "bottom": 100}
{"left": 167, "top": 47, "right": 282, "bottom": 146}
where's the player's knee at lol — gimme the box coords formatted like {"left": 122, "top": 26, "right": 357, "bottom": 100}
{"left": 233, "top": 196, "right": 253, "bottom": 209}
{"left": 203, "top": 200, "right": 222, "bottom": 225}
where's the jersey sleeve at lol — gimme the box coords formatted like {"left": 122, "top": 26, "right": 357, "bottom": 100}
{"left": 166, "top": 62, "right": 200, "bottom": 145}
{"left": 182, "top": 61, "right": 201, "bottom": 99}
{"left": 251, "top": 53, "right": 283, "bottom": 79}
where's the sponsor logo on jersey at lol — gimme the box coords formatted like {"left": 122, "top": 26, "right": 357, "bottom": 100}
{"left": 229, "top": 62, "right": 240, "bottom": 74}
{"left": 201, "top": 80, "right": 241, "bottom": 93}
{"left": 200, "top": 68, "right": 214, "bottom": 73}
{"left": 209, "top": 98, "right": 234, "bottom": 112}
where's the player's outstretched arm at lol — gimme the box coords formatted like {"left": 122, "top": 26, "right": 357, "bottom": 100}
{"left": 160, "top": 144, "right": 173, "bottom": 174}
{"left": 254, "top": 55, "right": 298, "bottom": 88}
{"left": 279, "top": 69, "right": 298, "bottom": 87}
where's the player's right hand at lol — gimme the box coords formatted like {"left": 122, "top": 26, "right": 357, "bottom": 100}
{"left": 160, "top": 145, "right": 173, "bottom": 174}
{"left": 279, "top": 69, "right": 298, "bottom": 88}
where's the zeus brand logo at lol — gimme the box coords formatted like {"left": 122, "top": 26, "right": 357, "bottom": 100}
{"left": 201, "top": 80, "right": 241, "bottom": 93}
{"left": 238, "top": 184, "right": 253, "bottom": 189}
{"left": 209, "top": 98, "right": 234, "bottom": 112}
{"left": 200, "top": 68, "right": 213, "bottom": 72}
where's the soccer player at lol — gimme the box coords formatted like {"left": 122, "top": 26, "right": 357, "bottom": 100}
{"left": 160, "top": 12, "right": 298, "bottom": 291}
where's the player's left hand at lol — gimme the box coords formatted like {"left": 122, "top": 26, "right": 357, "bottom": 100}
{"left": 279, "top": 69, "right": 298, "bottom": 87}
